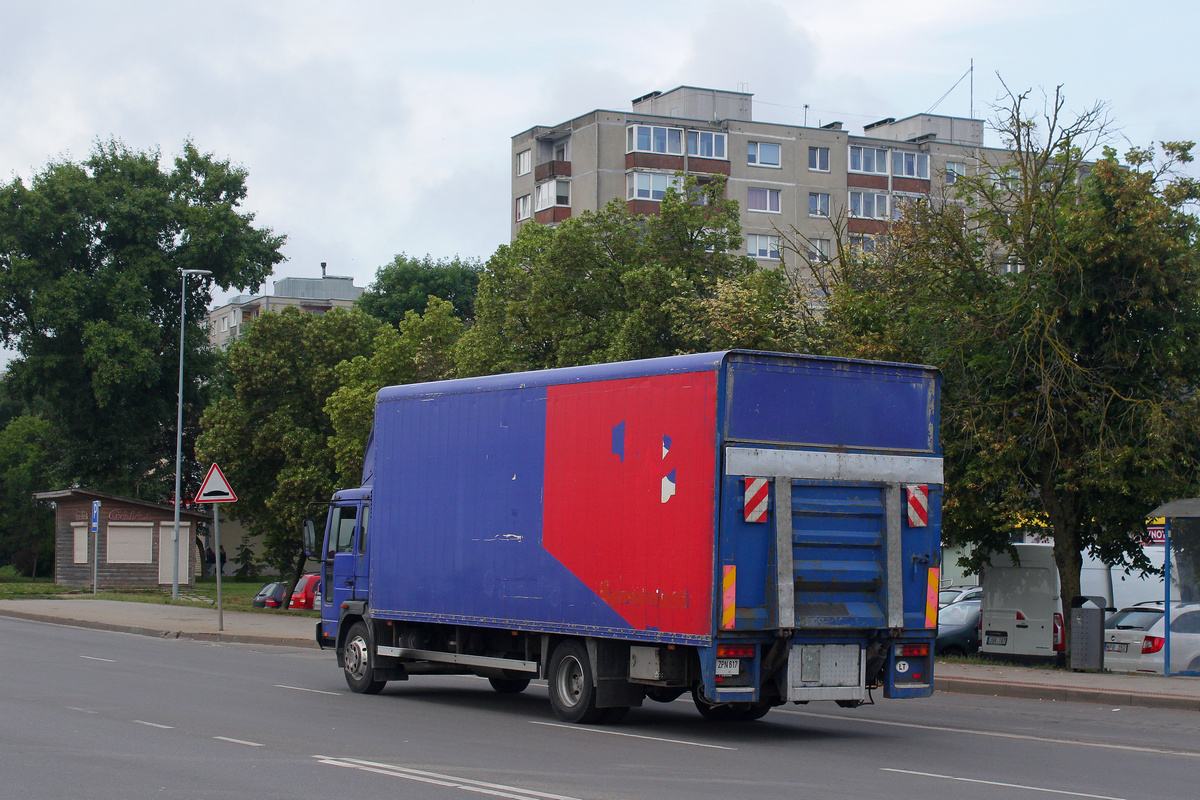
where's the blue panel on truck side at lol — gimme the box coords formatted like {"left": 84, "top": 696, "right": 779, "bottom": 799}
{"left": 369, "top": 384, "right": 631, "bottom": 632}
{"left": 723, "top": 355, "right": 937, "bottom": 452}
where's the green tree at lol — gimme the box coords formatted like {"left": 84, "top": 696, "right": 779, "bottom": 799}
{"left": 0, "top": 139, "right": 284, "bottom": 499}
{"left": 821, "top": 87, "right": 1200, "bottom": 612}
{"left": 326, "top": 297, "right": 464, "bottom": 483}
{"left": 196, "top": 307, "right": 386, "bottom": 577}
{"left": 0, "top": 414, "right": 64, "bottom": 575}
{"left": 357, "top": 253, "right": 482, "bottom": 325}
{"left": 456, "top": 175, "right": 773, "bottom": 375}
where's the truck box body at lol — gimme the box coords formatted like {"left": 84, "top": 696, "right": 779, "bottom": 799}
{"left": 318, "top": 350, "right": 943, "bottom": 717}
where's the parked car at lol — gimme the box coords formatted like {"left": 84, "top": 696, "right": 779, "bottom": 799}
{"left": 936, "top": 599, "right": 981, "bottom": 656}
{"left": 938, "top": 585, "right": 982, "bottom": 608}
{"left": 251, "top": 581, "right": 286, "bottom": 609}
{"left": 1104, "top": 603, "right": 1200, "bottom": 675}
{"left": 288, "top": 573, "right": 321, "bottom": 610}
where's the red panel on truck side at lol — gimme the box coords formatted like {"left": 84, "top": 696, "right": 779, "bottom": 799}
{"left": 542, "top": 371, "right": 718, "bottom": 636}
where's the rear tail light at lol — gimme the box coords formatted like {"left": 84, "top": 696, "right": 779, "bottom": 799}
{"left": 1015, "top": 611, "right": 1027, "bottom": 620}
{"left": 1142, "top": 636, "right": 1165, "bottom": 654}
{"left": 716, "top": 644, "right": 756, "bottom": 658}
{"left": 1053, "top": 613, "right": 1065, "bottom": 651}
{"left": 896, "top": 644, "right": 929, "bottom": 657}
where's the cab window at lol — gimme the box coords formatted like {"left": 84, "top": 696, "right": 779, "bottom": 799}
{"left": 332, "top": 506, "right": 358, "bottom": 554}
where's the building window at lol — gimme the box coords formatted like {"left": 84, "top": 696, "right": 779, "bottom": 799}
{"left": 747, "top": 188, "right": 780, "bottom": 213}
{"left": 849, "top": 145, "right": 889, "bottom": 175}
{"left": 516, "top": 194, "right": 532, "bottom": 221}
{"left": 688, "top": 130, "right": 727, "bottom": 159}
{"left": 516, "top": 149, "right": 531, "bottom": 176}
{"left": 553, "top": 141, "right": 568, "bottom": 162}
{"left": 747, "top": 234, "right": 780, "bottom": 260}
{"left": 808, "top": 146, "right": 829, "bottom": 172}
{"left": 807, "top": 238, "right": 831, "bottom": 262}
{"left": 892, "top": 194, "right": 925, "bottom": 220}
{"left": 626, "top": 171, "right": 682, "bottom": 201}
{"left": 627, "top": 124, "right": 684, "bottom": 155}
{"left": 809, "top": 192, "right": 829, "bottom": 217}
{"left": 892, "top": 151, "right": 930, "bottom": 179}
{"left": 946, "top": 161, "right": 965, "bottom": 184}
{"left": 850, "top": 233, "right": 878, "bottom": 253}
{"left": 221, "top": 316, "right": 229, "bottom": 332}
{"left": 747, "top": 141, "right": 781, "bottom": 167}
{"left": 850, "top": 191, "right": 888, "bottom": 219}
{"left": 534, "top": 180, "right": 570, "bottom": 212}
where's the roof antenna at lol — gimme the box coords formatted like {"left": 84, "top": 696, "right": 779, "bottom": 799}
{"left": 321, "top": 262, "right": 327, "bottom": 278}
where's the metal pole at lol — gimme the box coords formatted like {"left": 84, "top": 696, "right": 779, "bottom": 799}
{"left": 214, "top": 503, "right": 223, "bottom": 631}
{"left": 173, "top": 269, "right": 212, "bottom": 601}
{"left": 1164, "top": 518, "right": 1172, "bottom": 677}
{"left": 91, "top": 500, "right": 100, "bottom": 595}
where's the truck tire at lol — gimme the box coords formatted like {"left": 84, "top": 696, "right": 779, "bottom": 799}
{"left": 488, "top": 676, "right": 531, "bottom": 694}
{"left": 691, "top": 685, "right": 770, "bottom": 722}
{"left": 343, "top": 621, "right": 387, "bottom": 694}
{"left": 547, "top": 641, "right": 603, "bottom": 723}
{"left": 645, "top": 687, "right": 687, "bottom": 703}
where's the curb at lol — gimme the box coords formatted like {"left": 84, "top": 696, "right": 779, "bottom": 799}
{"left": 936, "top": 676, "right": 1200, "bottom": 713}
{"left": 0, "top": 609, "right": 316, "bottom": 650}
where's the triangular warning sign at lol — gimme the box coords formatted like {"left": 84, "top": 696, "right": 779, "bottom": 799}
{"left": 196, "top": 463, "right": 238, "bottom": 503}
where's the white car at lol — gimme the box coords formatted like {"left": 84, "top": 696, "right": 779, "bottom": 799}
{"left": 1103, "top": 603, "right": 1200, "bottom": 675}
{"left": 938, "top": 585, "right": 982, "bottom": 608}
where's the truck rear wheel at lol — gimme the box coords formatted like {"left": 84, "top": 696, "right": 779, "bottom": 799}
{"left": 692, "top": 685, "right": 770, "bottom": 722}
{"left": 488, "top": 676, "right": 531, "bottom": 694}
{"left": 343, "top": 621, "right": 387, "bottom": 694}
{"left": 548, "top": 641, "right": 603, "bottom": 723}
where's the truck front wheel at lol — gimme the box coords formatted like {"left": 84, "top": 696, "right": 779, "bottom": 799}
{"left": 548, "top": 641, "right": 603, "bottom": 723}
{"left": 343, "top": 621, "right": 387, "bottom": 694}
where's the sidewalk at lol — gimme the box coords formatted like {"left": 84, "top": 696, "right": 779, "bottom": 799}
{"left": 1, "top": 597, "right": 1197, "bottom": 712}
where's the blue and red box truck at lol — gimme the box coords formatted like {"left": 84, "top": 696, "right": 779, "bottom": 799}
{"left": 307, "top": 350, "right": 943, "bottom": 722}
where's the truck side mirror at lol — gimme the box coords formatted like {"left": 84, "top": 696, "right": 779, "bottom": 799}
{"left": 302, "top": 519, "right": 317, "bottom": 557}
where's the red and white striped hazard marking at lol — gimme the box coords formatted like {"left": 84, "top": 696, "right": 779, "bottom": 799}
{"left": 907, "top": 485, "right": 929, "bottom": 527}
{"left": 744, "top": 478, "right": 769, "bottom": 522}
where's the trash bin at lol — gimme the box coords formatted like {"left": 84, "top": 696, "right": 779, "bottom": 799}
{"left": 1069, "top": 595, "right": 1107, "bottom": 671}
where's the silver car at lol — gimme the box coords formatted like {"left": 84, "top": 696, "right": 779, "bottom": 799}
{"left": 1104, "top": 603, "right": 1200, "bottom": 675}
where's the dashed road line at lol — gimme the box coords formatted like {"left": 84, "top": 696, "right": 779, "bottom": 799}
{"left": 315, "top": 756, "right": 584, "bottom": 800}
{"left": 134, "top": 720, "right": 174, "bottom": 729}
{"left": 274, "top": 684, "right": 341, "bottom": 696}
{"left": 882, "top": 768, "right": 1128, "bottom": 800}
{"left": 214, "top": 736, "right": 264, "bottom": 747}
{"left": 80, "top": 655, "right": 117, "bottom": 663}
{"left": 529, "top": 720, "right": 736, "bottom": 750}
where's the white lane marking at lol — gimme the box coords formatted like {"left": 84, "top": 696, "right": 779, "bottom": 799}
{"left": 134, "top": 720, "right": 174, "bottom": 729}
{"left": 882, "top": 768, "right": 1129, "bottom": 800}
{"left": 80, "top": 655, "right": 117, "bottom": 663}
{"left": 529, "top": 720, "right": 736, "bottom": 751}
{"left": 66, "top": 707, "right": 97, "bottom": 714}
{"left": 315, "top": 756, "right": 584, "bottom": 800}
{"left": 274, "top": 684, "right": 341, "bottom": 696}
{"left": 214, "top": 736, "right": 264, "bottom": 747}
{"left": 784, "top": 709, "right": 1200, "bottom": 760}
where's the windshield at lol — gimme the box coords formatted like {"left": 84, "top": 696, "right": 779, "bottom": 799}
{"left": 938, "top": 601, "right": 979, "bottom": 627}
{"left": 1105, "top": 609, "right": 1162, "bottom": 630}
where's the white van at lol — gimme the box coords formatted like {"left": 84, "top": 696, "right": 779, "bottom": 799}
{"left": 979, "top": 544, "right": 1065, "bottom": 659}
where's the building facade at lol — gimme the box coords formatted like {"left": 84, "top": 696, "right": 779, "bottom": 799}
{"left": 511, "top": 86, "right": 1000, "bottom": 266}
{"left": 207, "top": 265, "right": 365, "bottom": 348}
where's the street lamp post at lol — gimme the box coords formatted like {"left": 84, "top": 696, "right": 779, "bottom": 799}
{"left": 173, "top": 268, "right": 213, "bottom": 600}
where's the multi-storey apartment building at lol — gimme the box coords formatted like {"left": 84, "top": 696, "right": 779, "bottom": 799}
{"left": 511, "top": 86, "right": 996, "bottom": 265}
{"left": 206, "top": 265, "right": 364, "bottom": 348}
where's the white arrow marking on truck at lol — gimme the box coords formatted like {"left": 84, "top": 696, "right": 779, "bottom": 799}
{"left": 314, "top": 757, "right": 585, "bottom": 800}
{"left": 530, "top": 721, "right": 736, "bottom": 750}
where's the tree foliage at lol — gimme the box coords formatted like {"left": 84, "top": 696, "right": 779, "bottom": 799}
{"left": 357, "top": 253, "right": 482, "bottom": 326}
{"left": 327, "top": 297, "right": 464, "bottom": 483}
{"left": 0, "top": 139, "right": 284, "bottom": 499}
{"left": 819, "top": 86, "right": 1200, "bottom": 609}
{"left": 0, "top": 413, "right": 64, "bottom": 575}
{"left": 455, "top": 175, "right": 791, "bottom": 375}
{"left": 196, "top": 307, "right": 386, "bottom": 576}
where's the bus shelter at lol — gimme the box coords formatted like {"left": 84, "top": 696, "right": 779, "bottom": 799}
{"left": 1146, "top": 499, "right": 1200, "bottom": 677}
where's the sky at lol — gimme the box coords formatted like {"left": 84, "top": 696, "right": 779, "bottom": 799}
{"left": 2, "top": 0, "right": 1198, "bottom": 316}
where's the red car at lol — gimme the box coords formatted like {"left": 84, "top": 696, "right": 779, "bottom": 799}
{"left": 288, "top": 573, "right": 321, "bottom": 610}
